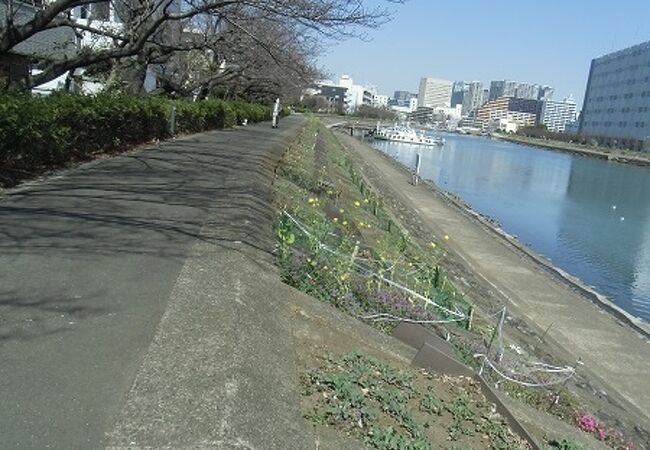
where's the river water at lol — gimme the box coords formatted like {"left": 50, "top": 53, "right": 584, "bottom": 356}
{"left": 365, "top": 133, "right": 650, "bottom": 323}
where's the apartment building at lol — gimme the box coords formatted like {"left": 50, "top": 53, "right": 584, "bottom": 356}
{"left": 541, "top": 97, "right": 577, "bottom": 132}
{"left": 477, "top": 96, "right": 541, "bottom": 127}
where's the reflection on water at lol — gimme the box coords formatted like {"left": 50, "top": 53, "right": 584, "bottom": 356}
{"left": 366, "top": 133, "right": 650, "bottom": 322}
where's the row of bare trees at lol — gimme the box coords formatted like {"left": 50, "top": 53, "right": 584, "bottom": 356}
{"left": 0, "top": 0, "right": 403, "bottom": 101}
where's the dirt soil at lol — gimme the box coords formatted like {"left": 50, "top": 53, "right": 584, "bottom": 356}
{"left": 290, "top": 289, "right": 531, "bottom": 450}
{"left": 288, "top": 270, "right": 618, "bottom": 449}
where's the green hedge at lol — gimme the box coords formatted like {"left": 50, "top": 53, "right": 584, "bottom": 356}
{"left": 229, "top": 101, "right": 272, "bottom": 124}
{"left": 0, "top": 93, "right": 272, "bottom": 187}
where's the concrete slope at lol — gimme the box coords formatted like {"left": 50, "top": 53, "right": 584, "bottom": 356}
{"left": 0, "top": 116, "right": 305, "bottom": 449}
{"left": 106, "top": 243, "right": 314, "bottom": 449}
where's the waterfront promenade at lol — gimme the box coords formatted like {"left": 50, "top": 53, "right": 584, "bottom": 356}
{"left": 335, "top": 131, "right": 650, "bottom": 425}
{"left": 1, "top": 112, "right": 647, "bottom": 448}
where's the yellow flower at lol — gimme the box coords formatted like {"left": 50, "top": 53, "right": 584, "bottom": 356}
{"left": 358, "top": 221, "right": 364, "bottom": 227}
{"left": 444, "top": 235, "right": 449, "bottom": 240}
{"left": 308, "top": 197, "right": 315, "bottom": 204}
{"left": 333, "top": 217, "right": 338, "bottom": 222}
{"left": 343, "top": 220, "right": 348, "bottom": 226}
{"left": 430, "top": 242, "right": 436, "bottom": 248}
{"left": 366, "top": 224, "right": 371, "bottom": 229}
{"left": 339, "top": 209, "right": 345, "bottom": 214}
{"left": 364, "top": 198, "right": 369, "bottom": 203}
{"left": 354, "top": 201, "right": 361, "bottom": 207}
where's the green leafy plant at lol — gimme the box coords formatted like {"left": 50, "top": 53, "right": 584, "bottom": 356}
{"left": 546, "top": 438, "right": 585, "bottom": 450}
{"left": 275, "top": 214, "right": 296, "bottom": 262}
{"left": 419, "top": 392, "right": 443, "bottom": 416}
{"left": 367, "top": 426, "right": 432, "bottom": 450}
{"left": 302, "top": 352, "right": 530, "bottom": 450}
{"left": 447, "top": 395, "right": 475, "bottom": 422}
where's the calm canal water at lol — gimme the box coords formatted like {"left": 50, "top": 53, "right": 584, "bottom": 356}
{"left": 365, "top": 133, "right": 650, "bottom": 323}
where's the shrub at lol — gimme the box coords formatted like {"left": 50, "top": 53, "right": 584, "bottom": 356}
{"left": 230, "top": 100, "right": 271, "bottom": 125}
{"left": 0, "top": 93, "right": 273, "bottom": 187}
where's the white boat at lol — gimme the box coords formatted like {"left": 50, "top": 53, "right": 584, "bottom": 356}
{"left": 373, "top": 123, "right": 444, "bottom": 147}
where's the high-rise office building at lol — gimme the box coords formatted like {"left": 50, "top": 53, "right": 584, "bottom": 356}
{"left": 541, "top": 97, "right": 577, "bottom": 132}
{"left": 463, "top": 81, "right": 484, "bottom": 116}
{"left": 451, "top": 81, "right": 484, "bottom": 115}
{"left": 418, "top": 77, "right": 453, "bottom": 108}
{"left": 393, "top": 90, "right": 415, "bottom": 107}
{"left": 579, "top": 40, "right": 650, "bottom": 144}
{"left": 538, "top": 86, "right": 555, "bottom": 101}
{"left": 515, "top": 82, "right": 541, "bottom": 100}
{"left": 489, "top": 80, "right": 553, "bottom": 101}
{"left": 451, "top": 81, "right": 469, "bottom": 108}
{"left": 480, "top": 89, "right": 489, "bottom": 107}
{"left": 489, "top": 80, "right": 518, "bottom": 100}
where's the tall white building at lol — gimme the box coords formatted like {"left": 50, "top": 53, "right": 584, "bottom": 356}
{"left": 541, "top": 96, "right": 577, "bottom": 132}
{"left": 418, "top": 77, "right": 453, "bottom": 108}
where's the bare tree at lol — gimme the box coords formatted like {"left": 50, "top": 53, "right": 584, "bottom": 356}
{"left": 152, "top": 12, "right": 322, "bottom": 101}
{"left": 1, "top": 0, "right": 403, "bottom": 92}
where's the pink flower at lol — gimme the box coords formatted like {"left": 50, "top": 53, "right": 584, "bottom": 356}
{"left": 578, "top": 415, "right": 600, "bottom": 433}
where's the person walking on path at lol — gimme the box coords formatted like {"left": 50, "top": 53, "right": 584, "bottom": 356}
{"left": 272, "top": 98, "right": 281, "bottom": 128}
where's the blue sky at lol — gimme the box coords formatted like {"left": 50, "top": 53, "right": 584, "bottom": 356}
{"left": 318, "top": 0, "right": 650, "bottom": 109}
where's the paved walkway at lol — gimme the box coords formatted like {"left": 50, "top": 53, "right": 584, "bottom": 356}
{"left": 0, "top": 116, "right": 311, "bottom": 449}
{"left": 336, "top": 132, "right": 650, "bottom": 424}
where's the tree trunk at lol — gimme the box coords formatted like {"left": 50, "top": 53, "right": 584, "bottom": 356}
{"left": 123, "top": 55, "right": 148, "bottom": 95}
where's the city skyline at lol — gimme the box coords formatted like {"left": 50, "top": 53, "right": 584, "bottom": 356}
{"left": 318, "top": 0, "right": 650, "bottom": 109}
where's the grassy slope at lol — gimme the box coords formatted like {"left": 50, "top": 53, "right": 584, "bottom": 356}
{"left": 271, "top": 116, "right": 633, "bottom": 450}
